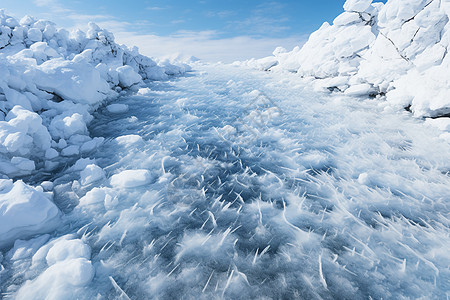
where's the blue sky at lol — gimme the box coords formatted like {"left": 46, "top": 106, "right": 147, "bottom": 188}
{"left": 1, "top": 0, "right": 386, "bottom": 62}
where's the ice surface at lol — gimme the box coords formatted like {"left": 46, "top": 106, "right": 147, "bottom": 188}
{"left": 2, "top": 64, "right": 448, "bottom": 299}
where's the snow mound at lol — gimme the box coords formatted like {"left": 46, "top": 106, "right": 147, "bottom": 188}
{"left": 0, "top": 179, "right": 60, "bottom": 248}
{"left": 80, "top": 164, "right": 105, "bottom": 186}
{"left": 15, "top": 236, "right": 94, "bottom": 300}
{"left": 110, "top": 169, "right": 154, "bottom": 188}
{"left": 242, "top": 0, "right": 450, "bottom": 122}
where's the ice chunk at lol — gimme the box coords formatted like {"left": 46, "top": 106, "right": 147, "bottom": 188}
{"left": 49, "top": 113, "right": 88, "bottom": 139}
{"left": 10, "top": 157, "right": 35, "bottom": 172}
{"left": 78, "top": 187, "right": 117, "bottom": 209}
{"left": 71, "top": 158, "right": 95, "bottom": 172}
{"left": 80, "top": 137, "right": 104, "bottom": 153}
{"left": 34, "top": 59, "right": 110, "bottom": 105}
{"left": 115, "top": 134, "right": 144, "bottom": 146}
{"left": 343, "top": 0, "right": 373, "bottom": 12}
{"left": 2, "top": 106, "right": 52, "bottom": 154}
{"left": 45, "top": 148, "right": 59, "bottom": 160}
{"left": 60, "top": 145, "right": 79, "bottom": 156}
{"left": 9, "top": 235, "right": 50, "bottom": 261}
{"left": 137, "top": 87, "right": 152, "bottom": 95}
{"left": 27, "top": 28, "right": 42, "bottom": 42}
{"left": 425, "top": 118, "right": 450, "bottom": 132}
{"left": 333, "top": 12, "right": 362, "bottom": 26}
{"left": 15, "top": 258, "right": 94, "bottom": 299}
{"left": 110, "top": 169, "right": 153, "bottom": 188}
{"left": 41, "top": 181, "right": 54, "bottom": 191}
{"left": 344, "top": 83, "right": 375, "bottom": 96}
{"left": 106, "top": 103, "right": 129, "bottom": 113}
{"left": 0, "top": 180, "right": 60, "bottom": 248}
{"left": 80, "top": 164, "right": 105, "bottom": 186}
{"left": 116, "top": 65, "right": 142, "bottom": 87}
{"left": 46, "top": 239, "right": 91, "bottom": 266}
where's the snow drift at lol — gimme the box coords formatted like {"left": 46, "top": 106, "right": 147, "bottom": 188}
{"left": 0, "top": 9, "right": 185, "bottom": 247}
{"left": 241, "top": 0, "right": 450, "bottom": 120}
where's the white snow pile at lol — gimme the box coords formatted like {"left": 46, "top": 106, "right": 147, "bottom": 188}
{"left": 7, "top": 234, "right": 94, "bottom": 300}
{"left": 240, "top": 0, "right": 450, "bottom": 120}
{"left": 0, "top": 9, "right": 185, "bottom": 247}
{"left": 0, "top": 179, "right": 60, "bottom": 248}
{"left": 0, "top": 9, "right": 185, "bottom": 179}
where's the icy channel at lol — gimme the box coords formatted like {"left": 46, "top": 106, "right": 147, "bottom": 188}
{"left": 1, "top": 64, "right": 449, "bottom": 299}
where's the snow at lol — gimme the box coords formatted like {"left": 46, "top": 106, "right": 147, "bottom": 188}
{"left": 116, "top": 65, "right": 142, "bottom": 88}
{"left": 80, "top": 164, "right": 105, "bottom": 186}
{"left": 344, "top": 83, "right": 375, "bottom": 96}
{"left": 0, "top": 179, "right": 60, "bottom": 248}
{"left": 344, "top": 0, "right": 373, "bottom": 12}
{"left": 110, "top": 169, "right": 153, "bottom": 188}
{"left": 15, "top": 236, "right": 94, "bottom": 300}
{"left": 0, "top": 8, "right": 185, "bottom": 179}
{"left": 1, "top": 3, "right": 449, "bottom": 300}
{"left": 239, "top": 0, "right": 450, "bottom": 124}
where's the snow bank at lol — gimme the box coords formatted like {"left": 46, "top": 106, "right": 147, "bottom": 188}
{"left": 0, "top": 10, "right": 184, "bottom": 180}
{"left": 241, "top": 0, "right": 450, "bottom": 122}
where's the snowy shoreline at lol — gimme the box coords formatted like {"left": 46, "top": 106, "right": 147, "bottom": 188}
{"left": 238, "top": 0, "right": 450, "bottom": 137}
{"left": 0, "top": 9, "right": 188, "bottom": 248}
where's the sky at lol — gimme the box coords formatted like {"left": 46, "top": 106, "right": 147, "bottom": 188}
{"left": 1, "top": 0, "right": 386, "bottom": 62}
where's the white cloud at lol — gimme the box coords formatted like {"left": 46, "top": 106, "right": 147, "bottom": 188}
{"left": 8, "top": 0, "right": 307, "bottom": 63}
{"left": 32, "top": 0, "right": 70, "bottom": 13}
{"left": 115, "top": 30, "right": 306, "bottom": 63}
{"left": 230, "top": 1, "right": 291, "bottom": 36}
{"left": 146, "top": 6, "right": 166, "bottom": 11}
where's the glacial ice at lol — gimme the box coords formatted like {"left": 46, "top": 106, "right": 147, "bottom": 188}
{"left": 239, "top": 0, "right": 450, "bottom": 123}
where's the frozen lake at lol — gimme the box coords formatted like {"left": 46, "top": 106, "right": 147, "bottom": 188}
{"left": 2, "top": 64, "right": 449, "bottom": 299}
